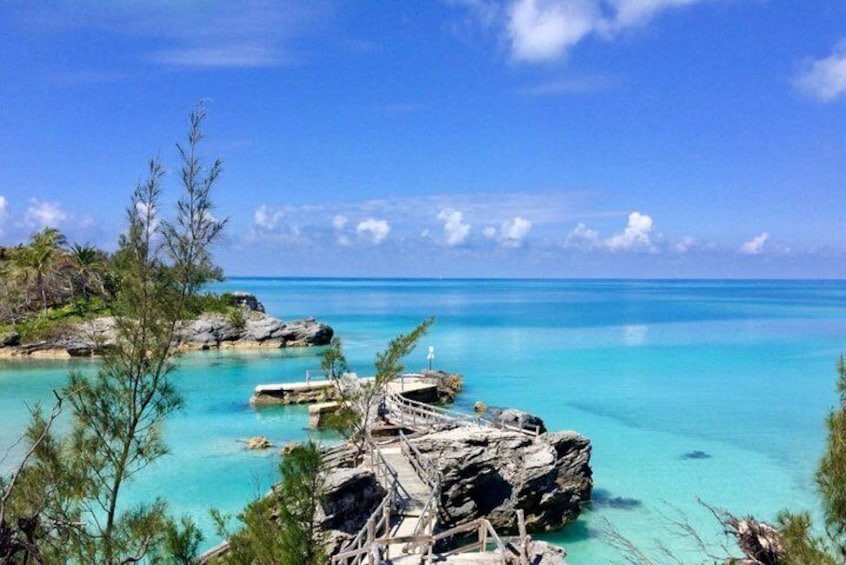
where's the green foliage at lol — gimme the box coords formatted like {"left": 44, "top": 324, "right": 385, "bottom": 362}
{"left": 327, "top": 318, "right": 433, "bottom": 447}
{"left": 227, "top": 307, "right": 246, "bottom": 330}
{"left": 776, "top": 511, "right": 838, "bottom": 565}
{"left": 1, "top": 102, "right": 226, "bottom": 564}
{"left": 772, "top": 356, "right": 846, "bottom": 564}
{"left": 187, "top": 291, "right": 236, "bottom": 316}
{"left": 817, "top": 356, "right": 846, "bottom": 540}
{"left": 374, "top": 316, "right": 434, "bottom": 386}
{"left": 156, "top": 515, "right": 204, "bottom": 564}
{"left": 321, "top": 336, "right": 348, "bottom": 380}
{"left": 219, "top": 441, "right": 326, "bottom": 565}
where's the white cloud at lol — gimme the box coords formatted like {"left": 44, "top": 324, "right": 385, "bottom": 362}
{"left": 674, "top": 235, "right": 696, "bottom": 253}
{"left": 356, "top": 218, "right": 391, "bottom": 244}
{"left": 458, "top": 0, "right": 710, "bottom": 63}
{"left": 606, "top": 211, "right": 655, "bottom": 251}
{"left": 565, "top": 222, "right": 601, "bottom": 251}
{"left": 14, "top": 2, "right": 322, "bottom": 69}
{"left": 25, "top": 199, "right": 68, "bottom": 229}
{"left": 254, "top": 204, "right": 285, "bottom": 230}
{"left": 482, "top": 226, "right": 497, "bottom": 239}
{"left": 508, "top": 0, "right": 602, "bottom": 62}
{"left": 739, "top": 232, "right": 769, "bottom": 255}
{"left": 796, "top": 41, "right": 846, "bottom": 102}
{"left": 438, "top": 208, "right": 471, "bottom": 246}
{"left": 0, "top": 195, "right": 7, "bottom": 234}
{"left": 500, "top": 216, "right": 532, "bottom": 248}
{"left": 332, "top": 214, "right": 348, "bottom": 230}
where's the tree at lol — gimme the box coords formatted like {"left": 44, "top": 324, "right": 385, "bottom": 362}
{"left": 776, "top": 356, "right": 846, "bottom": 564}
{"left": 218, "top": 441, "right": 326, "bottom": 565}
{"left": 1, "top": 102, "right": 225, "bottom": 564}
{"left": 67, "top": 242, "right": 108, "bottom": 314}
{"left": 325, "top": 318, "right": 434, "bottom": 455}
{"left": 10, "top": 228, "right": 68, "bottom": 317}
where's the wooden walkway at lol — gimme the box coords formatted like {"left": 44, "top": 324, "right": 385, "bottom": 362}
{"left": 332, "top": 406, "right": 536, "bottom": 564}
{"left": 379, "top": 446, "right": 430, "bottom": 538}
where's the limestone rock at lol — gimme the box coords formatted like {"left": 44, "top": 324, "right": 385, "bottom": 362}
{"left": 229, "top": 291, "right": 265, "bottom": 313}
{"left": 492, "top": 407, "right": 548, "bottom": 435}
{"left": 244, "top": 436, "right": 273, "bottom": 450}
{"left": 278, "top": 441, "right": 301, "bottom": 456}
{"left": 410, "top": 427, "right": 592, "bottom": 533}
{"left": 420, "top": 369, "right": 464, "bottom": 402}
{"left": 320, "top": 468, "right": 386, "bottom": 556}
{"left": 474, "top": 401, "right": 488, "bottom": 413}
{"left": 525, "top": 540, "right": 569, "bottom": 564}
{"left": 1, "top": 304, "right": 332, "bottom": 358}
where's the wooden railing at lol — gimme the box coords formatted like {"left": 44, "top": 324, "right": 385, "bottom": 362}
{"left": 331, "top": 512, "right": 533, "bottom": 565}
{"left": 385, "top": 391, "right": 542, "bottom": 437}
{"left": 398, "top": 430, "right": 439, "bottom": 488}
{"left": 331, "top": 437, "right": 400, "bottom": 565}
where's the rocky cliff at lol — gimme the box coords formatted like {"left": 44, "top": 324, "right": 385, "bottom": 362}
{"left": 411, "top": 427, "right": 592, "bottom": 533}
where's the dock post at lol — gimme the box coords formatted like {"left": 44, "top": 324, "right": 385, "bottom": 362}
{"left": 479, "top": 520, "right": 487, "bottom": 553}
{"left": 517, "top": 509, "right": 530, "bottom": 564}
{"left": 367, "top": 517, "right": 376, "bottom": 565}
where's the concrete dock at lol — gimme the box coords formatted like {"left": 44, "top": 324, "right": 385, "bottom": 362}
{"left": 250, "top": 373, "right": 444, "bottom": 407}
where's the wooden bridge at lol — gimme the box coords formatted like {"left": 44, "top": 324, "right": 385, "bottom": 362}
{"left": 331, "top": 389, "right": 543, "bottom": 565}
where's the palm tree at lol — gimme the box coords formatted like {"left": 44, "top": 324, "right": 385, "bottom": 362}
{"left": 12, "top": 228, "right": 68, "bottom": 318}
{"left": 68, "top": 242, "right": 106, "bottom": 314}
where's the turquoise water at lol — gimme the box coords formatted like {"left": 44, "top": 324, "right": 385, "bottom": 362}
{"left": 1, "top": 279, "right": 844, "bottom": 563}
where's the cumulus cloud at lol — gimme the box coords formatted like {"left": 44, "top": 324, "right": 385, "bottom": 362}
{"left": 438, "top": 208, "right": 471, "bottom": 246}
{"left": 482, "top": 226, "right": 497, "bottom": 239}
{"left": 796, "top": 41, "right": 846, "bottom": 102}
{"left": 508, "top": 0, "right": 602, "bottom": 62}
{"left": 457, "top": 0, "right": 709, "bottom": 63}
{"left": 254, "top": 204, "right": 285, "bottom": 230}
{"left": 500, "top": 216, "right": 532, "bottom": 248}
{"left": 356, "top": 218, "right": 391, "bottom": 244}
{"left": 565, "top": 222, "right": 601, "bottom": 251}
{"left": 739, "top": 232, "right": 769, "bottom": 255}
{"left": 25, "top": 199, "right": 68, "bottom": 229}
{"left": 606, "top": 211, "right": 655, "bottom": 252}
{"left": 564, "top": 211, "right": 660, "bottom": 253}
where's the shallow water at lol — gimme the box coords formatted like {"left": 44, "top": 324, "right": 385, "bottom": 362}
{"left": 1, "top": 279, "right": 843, "bottom": 563}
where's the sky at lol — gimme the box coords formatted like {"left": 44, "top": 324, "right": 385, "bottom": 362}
{"left": 1, "top": 1, "right": 845, "bottom": 278}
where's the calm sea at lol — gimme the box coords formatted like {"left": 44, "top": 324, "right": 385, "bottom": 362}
{"left": 1, "top": 278, "right": 844, "bottom": 563}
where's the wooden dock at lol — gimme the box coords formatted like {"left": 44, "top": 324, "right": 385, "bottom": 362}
{"left": 250, "top": 373, "right": 442, "bottom": 407}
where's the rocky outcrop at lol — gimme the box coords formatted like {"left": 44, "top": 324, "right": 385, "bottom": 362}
{"left": 411, "top": 427, "right": 592, "bottom": 533}
{"left": 491, "top": 408, "right": 548, "bottom": 435}
{"left": 0, "top": 310, "right": 333, "bottom": 358}
{"left": 320, "top": 468, "right": 386, "bottom": 555}
{"left": 178, "top": 312, "right": 333, "bottom": 349}
{"left": 229, "top": 291, "right": 265, "bottom": 313}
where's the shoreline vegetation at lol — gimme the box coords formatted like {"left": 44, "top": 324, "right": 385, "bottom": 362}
{"left": 0, "top": 290, "right": 333, "bottom": 360}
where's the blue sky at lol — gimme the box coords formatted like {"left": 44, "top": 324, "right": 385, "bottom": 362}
{"left": 1, "top": 1, "right": 845, "bottom": 278}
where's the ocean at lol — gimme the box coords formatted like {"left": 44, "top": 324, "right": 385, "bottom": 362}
{"left": 1, "top": 278, "right": 844, "bottom": 563}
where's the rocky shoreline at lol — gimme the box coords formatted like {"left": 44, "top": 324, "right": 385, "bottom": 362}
{"left": 0, "top": 292, "right": 334, "bottom": 359}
